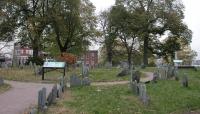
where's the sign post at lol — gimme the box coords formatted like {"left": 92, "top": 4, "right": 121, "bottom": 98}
{"left": 42, "top": 62, "right": 66, "bottom": 80}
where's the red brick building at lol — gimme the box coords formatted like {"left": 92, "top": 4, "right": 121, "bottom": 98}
{"left": 83, "top": 50, "right": 98, "bottom": 68}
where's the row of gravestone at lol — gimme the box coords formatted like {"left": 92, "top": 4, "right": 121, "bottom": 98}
{"left": 29, "top": 77, "right": 66, "bottom": 114}
{"left": 153, "top": 67, "right": 189, "bottom": 87}
{"left": 131, "top": 82, "right": 150, "bottom": 105}
{"left": 70, "top": 65, "right": 91, "bottom": 87}
{"left": 70, "top": 74, "right": 91, "bottom": 87}
{"left": 130, "top": 70, "right": 150, "bottom": 105}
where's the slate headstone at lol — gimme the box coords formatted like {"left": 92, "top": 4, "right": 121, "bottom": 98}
{"left": 38, "top": 88, "right": 46, "bottom": 111}
{"left": 70, "top": 75, "right": 82, "bottom": 87}
{"left": 52, "top": 85, "right": 57, "bottom": 103}
{"left": 131, "top": 81, "right": 139, "bottom": 95}
{"left": 182, "top": 74, "right": 188, "bottom": 87}
{"left": 138, "top": 83, "right": 149, "bottom": 105}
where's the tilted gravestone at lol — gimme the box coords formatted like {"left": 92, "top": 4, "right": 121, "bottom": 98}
{"left": 138, "top": 83, "right": 150, "bottom": 105}
{"left": 70, "top": 74, "right": 82, "bottom": 87}
{"left": 82, "top": 77, "right": 91, "bottom": 86}
{"left": 182, "top": 74, "right": 188, "bottom": 87}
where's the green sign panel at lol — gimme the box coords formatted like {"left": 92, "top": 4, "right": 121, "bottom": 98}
{"left": 43, "top": 62, "right": 66, "bottom": 68}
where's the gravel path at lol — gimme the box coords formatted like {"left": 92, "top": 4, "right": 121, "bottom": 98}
{"left": 0, "top": 80, "right": 53, "bottom": 114}
{"left": 91, "top": 72, "right": 154, "bottom": 86}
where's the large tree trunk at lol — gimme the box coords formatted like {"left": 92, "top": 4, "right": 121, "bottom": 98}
{"left": 143, "top": 36, "right": 149, "bottom": 67}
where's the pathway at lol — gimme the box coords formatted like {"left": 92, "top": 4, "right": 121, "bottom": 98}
{"left": 0, "top": 80, "right": 53, "bottom": 114}
{"left": 91, "top": 72, "right": 154, "bottom": 86}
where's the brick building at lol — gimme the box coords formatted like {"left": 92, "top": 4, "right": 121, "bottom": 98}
{"left": 83, "top": 50, "right": 98, "bottom": 68}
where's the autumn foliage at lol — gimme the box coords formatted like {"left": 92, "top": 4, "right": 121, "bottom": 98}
{"left": 58, "top": 53, "right": 77, "bottom": 64}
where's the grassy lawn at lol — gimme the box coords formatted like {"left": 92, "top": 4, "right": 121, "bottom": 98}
{"left": 0, "top": 68, "right": 67, "bottom": 83}
{"left": 44, "top": 69, "right": 200, "bottom": 114}
{"left": 0, "top": 84, "right": 11, "bottom": 94}
{"left": 89, "top": 68, "right": 129, "bottom": 82}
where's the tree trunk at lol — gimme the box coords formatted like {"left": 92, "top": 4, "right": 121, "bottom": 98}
{"left": 127, "top": 52, "right": 132, "bottom": 70}
{"left": 32, "top": 39, "right": 39, "bottom": 58}
{"left": 106, "top": 45, "right": 113, "bottom": 67}
{"left": 143, "top": 36, "right": 149, "bottom": 67}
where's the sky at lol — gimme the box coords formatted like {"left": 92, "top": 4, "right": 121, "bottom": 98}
{"left": 90, "top": 0, "right": 200, "bottom": 60}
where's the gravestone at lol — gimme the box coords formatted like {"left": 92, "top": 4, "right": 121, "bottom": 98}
{"left": 132, "top": 70, "right": 140, "bottom": 83}
{"left": 117, "top": 68, "right": 129, "bottom": 77}
{"left": 57, "top": 84, "right": 62, "bottom": 98}
{"left": 52, "top": 85, "right": 57, "bottom": 103}
{"left": 82, "top": 65, "right": 89, "bottom": 78}
{"left": 70, "top": 74, "right": 82, "bottom": 87}
{"left": 59, "top": 77, "right": 65, "bottom": 92}
{"left": 152, "top": 72, "right": 159, "bottom": 83}
{"left": 47, "top": 92, "right": 53, "bottom": 105}
{"left": 131, "top": 81, "right": 139, "bottom": 95}
{"left": 0, "top": 78, "right": 4, "bottom": 85}
{"left": 38, "top": 88, "right": 47, "bottom": 111}
{"left": 182, "top": 74, "right": 188, "bottom": 87}
{"left": 82, "top": 77, "right": 91, "bottom": 86}
{"left": 138, "top": 83, "right": 149, "bottom": 105}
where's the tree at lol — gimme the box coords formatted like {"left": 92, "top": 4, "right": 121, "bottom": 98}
{"left": 99, "top": 10, "right": 117, "bottom": 67}
{"left": 49, "top": 0, "right": 97, "bottom": 55}
{"left": 115, "top": 0, "right": 191, "bottom": 67}
{"left": 109, "top": 5, "right": 140, "bottom": 69}
{"left": 1, "top": 0, "right": 50, "bottom": 58}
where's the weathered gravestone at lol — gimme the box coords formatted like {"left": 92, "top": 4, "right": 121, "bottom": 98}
{"left": 38, "top": 88, "right": 47, "bottom": 111}
{"left": 182, "top": 74, "right": 188, "bottom": 87}
{"left": 57, "top": 84, "right": 62, "bottom": 98}
{"left": 132, "top": 70, "right": 140, "bottom": 83}
{"left": 130, "top": 81, "right": 139, "bottom": 95}
{"left": 70, "top": 74, "right": 82, "bottom": 87}
{"left": 117, "top": 68, "right": 129, "bottom": 77}
{"left": 82, "top": 65, "right": 89, "bottom": 78}
{"left": 47, "top": 84, "right": 57, "bottom": 105}
{"left": 152, "top": 72, "right": 159, "bottom": 83}
{"left": 82, "top": 77, "right": 91, "bottom": 86}
{"left": 138, "top": 83, "right": 150, "bottom": 105}
{"left": 0, "top": 77, "right": 4, "bottom": 85}
{"left": 59, "top": 77, "right": 65, "bottom": 92}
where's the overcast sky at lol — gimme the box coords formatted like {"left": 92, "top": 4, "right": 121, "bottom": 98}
{"left": 90, "top": 0, "right": 200, "bottom": 60}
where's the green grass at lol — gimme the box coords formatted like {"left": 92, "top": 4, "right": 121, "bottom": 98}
{"left": 0, "top": 84, "right": 11, "bottom": 94}
{"left": 0, "top": 68, "right": 67, "bottom": 83}
{"left": 89, "top": 68, "right": 129, "bottom": 82}
{"left": 62, "top": 69, "right": 200, "bottom": 114}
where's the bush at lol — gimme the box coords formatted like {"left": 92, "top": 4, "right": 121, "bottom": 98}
{"left": 25, "top": 57, "right": 44, "bottom": 65}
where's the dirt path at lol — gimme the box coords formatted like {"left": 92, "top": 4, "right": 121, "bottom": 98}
{"left": 0, "top": 80, "right": 54, "bottom": 114}
{"left": 91, "top": 72, "right": 154, "bottom": 86}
